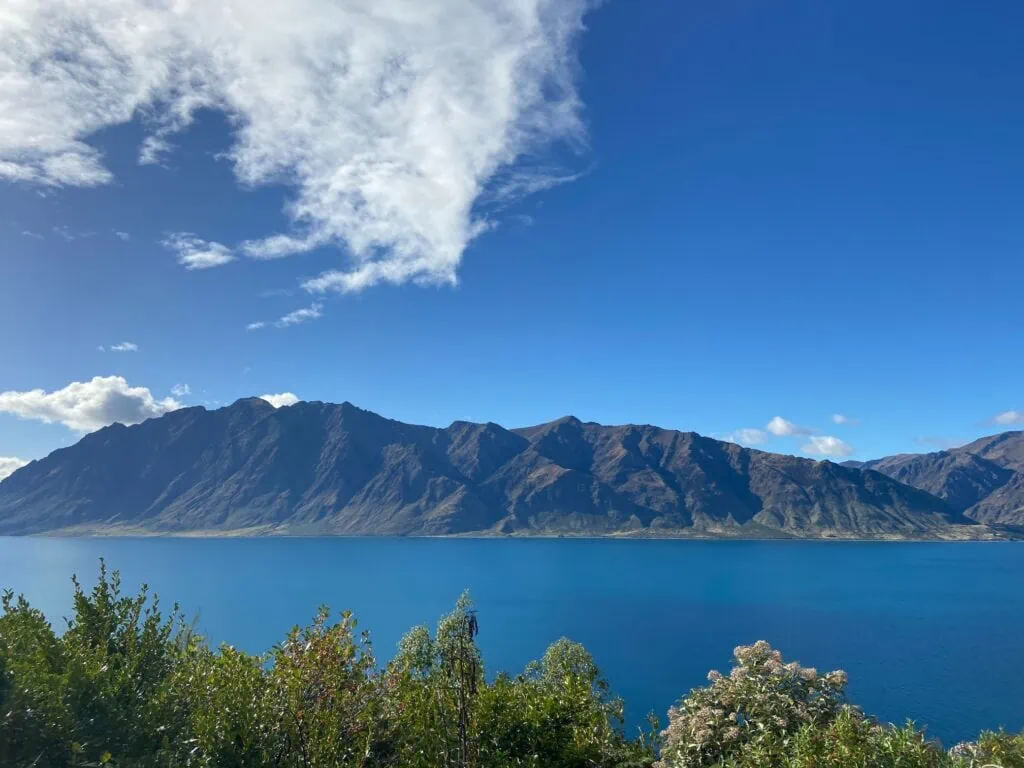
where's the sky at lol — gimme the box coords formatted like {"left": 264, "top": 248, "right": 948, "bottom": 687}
{"left": 2, "top": 0, "right": 1023, "bottom": 476}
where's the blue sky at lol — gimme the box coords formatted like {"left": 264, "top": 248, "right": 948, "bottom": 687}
{"left": 2, "top": 0, "right": 1023, "bottom": 473}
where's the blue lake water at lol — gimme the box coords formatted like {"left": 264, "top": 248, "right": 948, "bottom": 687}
{"left": 1, "top": 537, "right": 1022, "bottom": 746}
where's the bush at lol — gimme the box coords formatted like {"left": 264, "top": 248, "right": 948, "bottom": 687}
{"left": 0, "top": 559, "right": 192, "bottom": 767}
{"left": 2, "top": 564, "right": 1023, "bottom": 768}
{"left": 655, "top": 641, "right": 851, "bottom": 768}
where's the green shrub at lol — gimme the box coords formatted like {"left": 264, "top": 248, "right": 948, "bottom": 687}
{"left": 655, "top": 641, "right": 851, "bottom": 768}
{"left": 2, "top": 564, "right": 1023, "bottom": 768}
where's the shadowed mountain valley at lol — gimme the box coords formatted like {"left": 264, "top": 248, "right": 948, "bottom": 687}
{"left": 844, "top": 431, "right": 1024, "bottom": 526}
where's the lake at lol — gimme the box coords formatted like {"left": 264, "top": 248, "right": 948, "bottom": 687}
{"left": 1, "top": 537, "right": 1021, "bottom": 746}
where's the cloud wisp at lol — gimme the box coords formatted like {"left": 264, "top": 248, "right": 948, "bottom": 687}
{"left": 765, "top": 416, "right": 815, "bottom": 437}
{"left": 801, "top": 436, "right": 855, "bottom": 458}
{"left": 162, "top": 234, "right": 236, "bottom": 271}
{"left": 721, "top": 428, "right": 768, "bottom": 447}
{"left": 259, "top": 393, "right": 300, "bottom": 408}
{"left": 0, "top": 457, "right": 28, "bottom": 481}
{"left": 0, "top": 376, "right": 182, "bottom": 432}
{"left": 248, "top": 303, "right": 323, "bottom": 331}
{"left": 724, "top": 414, "right": 859, "bottom": 457}
{"left": 993, "top": 410, "right": 1024, "bottom": 426}
{"left": 1, "top": 0, "right": 591, "bottom": 292}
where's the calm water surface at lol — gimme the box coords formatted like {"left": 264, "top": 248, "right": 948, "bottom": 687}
{"left": 1, "top": 537, "right": 1021, "bottom": 745}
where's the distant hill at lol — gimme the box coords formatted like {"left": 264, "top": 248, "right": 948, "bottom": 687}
{"left": 0, "top": 398, "right": 1000, "bottom": 538}
{"left": 844, "top": 431, "right": 1024, "bottom": 525}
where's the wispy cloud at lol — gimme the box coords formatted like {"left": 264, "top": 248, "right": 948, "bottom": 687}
{"left": 171, "top": 383, "right": 191, "bottom": 397}
{"left": 831, "top": 413, "right": 859, "bottom": 426}
{"left": 248, "top": 303, "right": 324, "bottom": 331}
{"left": 259, "top": 392, "right": 300, "bottom": 408}
{"left": 21, "top": 230, "right": 43, "bottom": 240}
{"left": 721, "top": 428, "right": 768, "bottom": 447}
{"left": 0, "top": 457, "right": 28, "bottom": 481}
{"left": 110, "top": 341, "right": 138, "bottom": 352}
{"left": 52, "top": 225, "right": 94, "bottom": 242}
{"left": 276, "top": 303, "right": 323, "bottom": 328}
{"left": 162, "top": 234, "right": 235, "bottom": 270}
{"left": 801, "top": 435, "right": 855, "bottom": 458}
{"left": 113, "top": 230, "right": 131, "bottom": 241}
{"left": 992, "top": 410, "right": 1024, "bottom": 426}
{"left": 765, "top": 416, "right": 815, "bottom": 437}
{"left": 0, "top": 376, "right": 182, "bottom": 432}
{"left": 0, "top": 0, "right": 590, "bottom": 293}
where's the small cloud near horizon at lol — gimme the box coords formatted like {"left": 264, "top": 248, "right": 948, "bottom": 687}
{"left": 259, "top": 392, "right": 300, "bottom": 408}
{"left": 801, "top": 435, "right": 855, "bottom": 458}
{"left": 0, "top": 376, "right": 182, "bottom": 432}
{"left": 766, "top": 416, "right": 815, "bottom": 437}
{"left": 832, "top": 413, "right": 860, "bottom": 426}
{"left": 992, "top": 410, "right": 1024, "bottom": 426}
{"left": 0, "top": 456, "right": 28, "bottom": 481}
{"left": 722, "top": 428, "right": 768, "bottom": 447}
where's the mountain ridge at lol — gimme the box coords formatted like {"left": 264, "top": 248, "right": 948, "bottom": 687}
{"left": 0, "top": 399, "right": 1015, "bottom": 539}
{"left": 842, "top": 431, "right": 1024, "bottom": 524}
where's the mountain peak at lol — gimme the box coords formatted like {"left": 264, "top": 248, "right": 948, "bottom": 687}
{"left": 0, "top": 402, "right": 1010, "bottom": 538}
{"left": 231, "top": 396, "right": 276, "bottom": 409}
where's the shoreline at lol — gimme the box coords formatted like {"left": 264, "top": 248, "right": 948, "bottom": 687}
{"left": 22, "top": 523, "right": 1022, "bottom": 542}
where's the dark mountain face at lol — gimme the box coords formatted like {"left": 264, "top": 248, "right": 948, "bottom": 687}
{"left": 852, "top": 432, "right": 1024, "bottom": 525}
{"left": 0, "top": 399, "right": 984, "bottom": 537}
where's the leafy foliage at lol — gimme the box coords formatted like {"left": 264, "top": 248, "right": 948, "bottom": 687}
{"left": 656, "top": 640, "right": 850, "bottom": 768}
{"left": 1, "top": 563, "right": 1022, "bottom": 768}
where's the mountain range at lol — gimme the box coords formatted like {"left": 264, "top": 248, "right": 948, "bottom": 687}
{"left": 1, "top": 398, "right": 1021, "bottom": 539}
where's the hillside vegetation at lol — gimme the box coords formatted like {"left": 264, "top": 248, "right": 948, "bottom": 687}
{"left": 2, "top": 563, "right": 1023, "bottom": 767}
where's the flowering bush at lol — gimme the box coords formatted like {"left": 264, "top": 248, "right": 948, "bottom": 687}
{"left": 655, "top": 641, "right": 852, "bottom": 768}
{"left": 4, "top": 566, "right": 1024, "bottom": 768}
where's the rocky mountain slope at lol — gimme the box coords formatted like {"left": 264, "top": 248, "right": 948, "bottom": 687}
{"left": 0, "top": 398, "right": 991, "bottom": 538}
{"left": 845, "top": 431, "right": 1024, "bottom": 524}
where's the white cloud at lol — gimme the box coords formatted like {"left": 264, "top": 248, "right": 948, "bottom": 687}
{"left": 766, "top": 416, "right": 814, "bottom": 437}
{"left": 138, "top": 135, "right": 173, "bottom": 166}
{"left": 722, "top": 428, "right": 768, "bottom": 447}
{"left": 801, "top": 436, "right": 855, "bottom": 459}
{"left": 259, "top": 392, "right": 300, "bottom": 408}
{"left": 162, "top": 234, "right": 235, "bottom": 270}
{"left": 276, "top": 303, "right": 323, "bottom": 328}
{"left": 21, "top": 230, "right": 43, "bottom": 239}
{"left": 993, "top": 410, "right": 1024, "bottom": 426}
{"left": 114, "top": 230, "right": 131, "bottom": 241}
{"left": 0, "top": 376, "right": 182, "bottom": 432}
{"left": 248, "top": 303, "right": 324, "bottom": 331}
{"left": 110, "top": 341, "right": 138, "bottom": 352}
{"left": 0, "top": 457, "right": 28, "bottom": 481}
{"left": 831, "top": 413, "right": 859, "bottom": 425}
{"left": 0, "top": 0, "right": 590, "bottom": 292}
{"left": 171, "top": 383, "right": 191, "bottom": 397}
